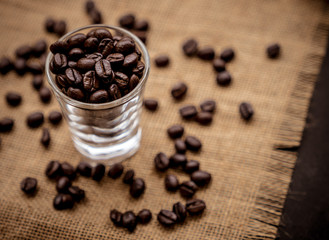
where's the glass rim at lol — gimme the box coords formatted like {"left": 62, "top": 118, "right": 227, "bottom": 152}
{"left": 45, "top": 24, "right": 150, "bottom": 110}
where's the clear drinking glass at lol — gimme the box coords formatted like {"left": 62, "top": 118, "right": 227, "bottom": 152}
{"left": 45, "top": 25, "right": 150, "bottom": 164}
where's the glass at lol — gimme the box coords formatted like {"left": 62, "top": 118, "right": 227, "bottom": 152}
{"left": 45, "top": 25, "right": 150, "bottom": 164}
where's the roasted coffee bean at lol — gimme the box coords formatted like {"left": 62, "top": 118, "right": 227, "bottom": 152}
{"left": 15, "top": 45, "right": 32, "bottom": 59}
{"left": 50, "top": 40, "right": 69, "bottom": 54}
{"left": 220, "top": 48, "right": 235, "bottom": 62}
{"left": 113, "top": 35, "right": 123, "bottom": 42}
{"left": 89, "top": 90, "right": 109, "bottom": 103}
{"left": 27, "top": 61, "right": 43, "bottom": 75}
{"left": 83, "top": 71, "right": 99, "bottom": 91}
{"left": 114, "top": 37, "right": 135, "bottom": 54}
{"left": 130, "top": 178, "right": 145, "bottom": 198}
{"left": 68, "top": 48, "right": 84, "bottom": 60}
{"left": 76, "top": 162, "right": 92, "bottom": 177}
{"left": 154, "top": 152, "right": 170, "bottom": 171}
{"left": 68, "top": 186, "right": 85, "bottom": 202}
{"left": 179, "top": 105, "right": 198, "bottom": 119}
{"left": 200, "top": 100, "right": 216, "bottom": 113}
{"left": 53, "top": 193, "right": 74, "bottom": 210}
{"left": 20, "top": 177, "right": 37, "bottom": 194}
{"left": 216, "top": 71, "right": 232, "bottom": 86}
{"left": 6, "top": 92, "right": 22, "bottom": 107}
{"left": 195, "top": 111, "right": 213, "bottom": 125}
{"left": 165, "top": 174, "right": 179, "bottom": 191}
{"left": 110, "top": 209, "right": 123, "bottom": 226}
{"left": 123, "top": 169, "right": 135, "bottom": 184}
{"left": 137, "top": 209, "right": 152, "bottom": 224}
{"left": 98, "top": 38, "right": 114, "bottom": 57}
{"left": 56, "top": 176, "right": 71, "bottom": 193}
{"left": 67, "top": 33, "right": 87, "bottom": 48}
{"left": 86, "top": 52, "right": 103, "bottom": 62}
{"left": 45, "top": 17, "right": 56, "bottom": 32}
{"left": 39, "top": 87, "right": 52, "bottom": 103}
{"left": 32, "top": 40, "right": 47, "bottom": 57}
{"left": 122, "top": 211, "right": 137, "bottom": 232}
{"left": 85, "top": 0, "right": 95, "bottom": 13}
{"left": 123, "top": 52, "right": 138, "bottom": 68}
{"left": 90, "top": 9, "right": 103, "bottom": 24}
{"left": 185, "top": 136, "right": 202, "bottom": 152}
{"left": 267, "top": 43, "right": 280, "bottom": 58}
{"left": 182, "top": 38, "right": 198, "bottom": 56}
{"left": 179, "top": 181, "right": 198, "bottom": 198}
{"left": 41, "top": 128, "right": 51, "bottom": 147}
{"left": 53, "top": 53, "right": 67, "bottom": 70}
{"left": 108, "top": 163, "right": 124, "bottom": 179}
{"left": 95, "top": 59, "right": 112, "bottom": 79}
{"left": 67, "top": 87, "right": 85, "bottom": 101}
{"left": 119, "top": 13, "right": 135, "bottom": 29}
{"left": 197, "top": 47, "right": 215, "bottom": 60}
{"left": 48, "top": 111, "right": 62, "bottom": 125}
{"left": 65, "top": 68, "right": 82, "bottom": 85}
{"left": 94, "top": 29, "right": 112, "bottom": 40}
{"left": 68, "top": 61, "right": 77, "bottom": 68}
{"left": 134, "top": 19, "right": 149, "bottom": 31}
{"left": 167, "top": 125, "right": 184, "bottom": 139}
{"left": 157, "top": 210, "right": 177, "bottom": 226}
{"left": 129, "top": 74, "right": 139, "bottom": 91}
{"left": 170, "top": 154, "right": 187, "bottom": 168}
{"left": 109, "top": 84, "right": 122, "bottom": 100}
{"left": 14, "top": 58, "right": 27, "bottom": 75}
{"left": 213, "top": 58, "right": 226, "bottom": 72}
{"left": 0, "top": 57, "right": 12, "bottom": 75}
{"left": 27, "top": 112, "right": 44, "bottom": 128}
{"left": 0, "top": 118, "right": 14, "bottom": 132}
{"left": 91, "top": 163, "right": 106, "bottom": 181}
{"left": 61, "top": 162, "right": 76, "bottom": 180}
{"left": 173, "top": 202, "right": 186, "bottom": 223}
{"left": 186, "top": 199, "right": 206, "bottom": 215}
{"left": 54, "top": 20, "right": 67, "bottom": 36}
{"left": 184, "top": 160, "right": 200, "bottom": 174}
{"left": 77, "top": 58, "right": 96, "bottom": 71}
{"left": 132, "top": 30, "right": 147, "bottom": 44}
{"left": 106, "top": 53, "right": 124, "bottom": 68}
{"left": 131, "top": 59, "right": 143, "bottom": 74}
{"left": 155, "top": 55, "right": 169, "bottom": 67}
{"left": 144, "top": 98, "right": 158, "bottom": 111}
{"left": 191, "top": 170, "right": 211, "bottom": 187}
{"left": 239, "top": 102, "right": 254, "bottom": 120}
{"left": 114, "top": 72, "right": 129, "bottom": 88}
{"left": 171, "top": 82, "right": 188, "bottom": 100}
{"left": 32, "top": 75, "right": 43, "bottom": 90}
{"left": 174, "top": 139, "right": 186, "bottom": 154}
{"left": 45, "top": 160, "right": 62, "bottom": 179}
{"left": 84, "top": 37, "right": 99, "bottom": 52}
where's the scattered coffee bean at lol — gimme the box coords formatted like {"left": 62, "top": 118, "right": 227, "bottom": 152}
{"left": 14, "top": 58, "right": 27, "bottom": 75}
{"left": 61, "top": 162, "right": 76, "bottom": 180}
{"left": 6, "top": 92, "right": 22, "bottom": 107}
{"left": 167, "top": 124, "right": 184, "bottom": 139}
{"left": 213, "top": 58, "right": 226, "bottom": 72}
{"left": 26, "top": 112, "right": 44, "bottom": 128}
{"left": 130, "top": 178, "right": 145, "bottom": 198}
{"left": 184, "top": 160, "right": 200, "bottom": 174}
{"left": 154, "top": 152, "right": 170, "bottom": 171}
{"left": 220, "top": 48, "right": 235, "bottom": 62}
{"left": 27, "top": 61, "right": 43, "bottom": 75}
{"left": 108, "top": 163, "right": 124, "bottom": 179}
{"left": 134, "top": 20, "right": 149, "bottom": 31}
{"left": 45, "top": 160, "right": 62, "bottom": 179}
{"left": 122, "top": 211, "right": 137, "bottom": 232}
{"left": 239, "top": 102, "right": 254, "bottom": 120}
{"left": 197, "top": 47, "right": 215, "bottom": 60}
{"left": 191, "top": 170, "right": 211, "bottom": 187}
{"left": 216, "top": 71, "right": 232, "bottom": 86}
{"left": 54, "top": 20, "right": 67, "bottom": 36}
{"left": 53, "top": 193, "right": 74, "bottom": 210}
{"left": 32, "top": 75, "right": 44, "bottom": 90}
{"left": 170, "top": 154, "right": 187, "bottom": 168}
{"left": 32, "top": 40, "right": 47, "bottom": 57}
{"left": 185, "top": 136, "right": 202, "bottom": 152}
{"left": 45, "top": 17, "right": 56, "bottom": 33}
{"left": 56, "top": 176, "right": 71, "bottom": 193}
{"left": 123, "top": 170, "right": 135, "bottom": 184}
{"left": 90, "top": 9, "right": 103, "bottom": 24}
{"left": 144, "top": 98, "right": 158, "bottom": 111}
{"left": 179, "top": 105, "right": 198, "bottom": 119}
{"left": 91, "top": 163, "right": 106, "bottom": 181}
{"left": 182, "top": 38, "right": 198, "bottom": 56}
{"left": 68, "top": 186, "right": 85, "bottom": 202}
{"left": 119, "top": 13, "right": 136, "bottom": 29}
{"left": 186, "top": 199, "right": 206, "bottom": 215}
{"left": 137, "top": 209, "right": 152, "bottom": 224}
{"left": 110, "top": 209, "right": 123, "bottom": 226}
{"left": 15, "top": 45, "right": 32, "bottom": 59}
{"left": 267, "top": 43, "right": 280, "bottom": 59}
{"left": 0, "top": 117, "right": 14, "bottom": 133}
{"left": 0, "top": 57, "right": 13, "bottom": 74}
{"left": 179, "top": 181, "right": 198, "bottom": 198}
{"left": 174, "top": 139, "right": 186, "bottom": 154}
{"left": 85, "top": 0, "right": 95, "bottom": 13}
{"left": 157, "top": 209, "right": 177, "bottom": 226}
{"left": 48, "top": 111, "right": 63, "bottom": 125}
{"left": 165, "top": 174, "right": 179, "bottom": 192}
{"left": 76, "top": 162, "right": 92, "bottom": 177}
{"left": 39, "top": 87, "right": 52, "bottom": 103}
{"left": 41, "top": 128, "right": 51, "bottom": 147}
{"left": 173, "top": 202, "right": 187, "bottom": 223}
{"left": 155, "top": 55, "right": 169, "bottom": 67}
{"left": 20, "top": 177, "right": 37, "bottom": 194}
{"left": 171, "top": 82, "right": 188, "bottom": 100}
{"left": 200, "top": 100, "right": 216, "bottom": 113}
{"left": 195, "top": 111, "right": 213, "bottom": 125}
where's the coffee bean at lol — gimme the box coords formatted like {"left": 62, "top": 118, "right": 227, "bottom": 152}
{"left": 32, "top": 40, "right": 47, "bottom": 57}
{"left": 182, "top": 38, "right": 198, "bottom": 56}
{"left": 165, "top": 174, "right": 179, "bottom": 191}
{"left": 56, "top": 176, "right": 71, "bottom": 193}
{"left": 184, "top": 160, "right": 200, "bottom": 174}
{"left": 129, "top": 74, "right": 140, "bottom": 91}
{"left": 108, "top": 163, "right": 124, "bottom": 179}
{"left": 84, "top": 37, "right": 99, "bottom": 52}
{"left": 66, "top": 68, "right": 83, "bottom": 85}
{"left": 110, "top": 209, "right": 123, "bottom": 226}
{"left": 119, "top": 13, "right": 136, "bottom": 29}
{"left": 68, "top": 48, "right": 84, "bottom": 60}
{"left": 134, "top": 20, "right": 149, "bottom": 31}
{"left": 130, "top": 178, "right": 145, "bottom": 198}
{"left": 6, "top": 92, "right": 22, "bottom": 107}
{"left": 122, "top": 211, "right": 137, "bottom": 232}
{"left": 132, "top": 61, "right": 145, "bottom": 77}
{"left": 114, "top": 37, "right": 135, "bottom": 55}
{"left": 45, "top": 160, "right": 62, "bottom": 179}
{"left": 68, "top": 186, "right": 85, "bottom": 202}
{"left": 95, "top": 59, "right": 113, "bottom": 80}
{"left": 45, "top": 17, "right": 56, "bottom": 32}
{"left": 185, "top": 136, "right": 202, "bottom": 152}
{"left": 109, "top": 84, "right": 122, "bottom": 100}
{"left": 94, "top": 29, "right": 113, "bottom": 40}
{"left": 98, "top": 38, "right": 114, "bottom": 57}
{"left": 53, "top": 194, "right": 74, "bottom": 210}
{"left": 32, "top": 75, "right": 43, "bottom": 90}
{"left": 197, "top": 47, "right": 215, "bottom": 60}
{"left": 53, "top": 53, "right": 67, "bottom": 71}
{"left": 144, "top": 98, "right": 158, "bottom": 111}
{"left": 14, "top": 58, "right": 27, "bottom": 75}
{"left": 77, "top": 58, "right": 96, "bottom": 71}
{"left": 123, "top": 52, "right": 138, "bottom": 68}
{"left": 170, "top": 154, "right": 187, "bottom": 168}
{"left": 91, "top": 163, "right": 105, "bottom": 181}
{"left": 54, "top": 20, "right": 67, "bottom": 36}
{"left": 0, "top": 118, "right": 14, "bottom": 133}
{"left": 191, "top": 170, "right": 211, "bottom": 187}
{"left": 174, "top": 139, "right": 186, "bottom": 154}
{"left": 67, "top": 33, "right": 87, "bottom": 48}
{"left": 90, "top": 9, "right": 103, "bottom": 24}
{"left": 137, "top": 209, "right": 152, "bottom": 224}
{"left": 76, "top": 162, "right": 92, "bottom": 177}
{"left": 27, "top": 112, "right": 44, "bottom": 128}
{"left": 216, "top": 71, "right": 232, "bottom": 86}
{"left": 220, "top": 48, "right": 235, "bottom": 62}
{"left": 157, "top": 210, "right": 177, "bottom": 226}
{"left": 213, "top": 58, "right": 226, "bottom": 72}
{"left": 39, "top": 87, "right": 52, "bottom": 103}
{"left": 179, "top": 105, "right": 198, "bottom": 119}
{"left": 68, "top": 61, "right": 77, "bottom": 68}
{"left": 61, "top": 162, "right": 76, "bottom": 180}
{"left": 20, "top": 177, "right": 37, "bottom": 194}
{"left": 67, "top": 87, "right": 85, "bottom": 101}
{"left": 267, "top": 43, "right": 280, "bottom": 58}
{"left": 179, "top": 181, "right": 198, "bottom": 198}
{"left": 155, "top": 55, "right": 169, "bottom": 67}
{"left": 15, "top": 45, "right": 32, "bottom": 59}
{"left": 171, "top": 82, "right": 188, "bottom": 100}
{"left": 41, "top": 128, "right": 51, "bottom": 147}
{"left": 200, "top": 100, "right": 216, "bottom": 113}
{"left": 239, "top": 102, "right": 254, "bottom": 120}
{"left": 85, "top": 0, "right": 95, "bottom": 13}
{"left": 167, "top": 124, "right": 184, "bottom": 139}
{"left": 0, "top": 57, "right": 12, "bottom": 75}
{"left": 27, "top": 61, "right": 43, "bottom": 75}
{"left": 50, "top": 40, "right": 69, "bottom": 54}
{"left": 154, "top": 152, "right": 170, "bottom": 171}
{"left": 114, "top": 72, "right": 129, "bottom": 88}
{"left": 86, "top": 52, "right": 103, "bottom": 62}
{"left": 195, "top": 111, "right": 213, "bottom": 125}
{"left": 123, "top": 169, "right": 135, "bottom": 184}
{"left": 48, "top": 111, "right": 62, "bottom": 125}
{"left": 186, "top": 199, "right": 206, "bottom": 215}
{"left": 172, "top": 202, "right": 186, "bottom": 223}
{"left": 89, "top": 90, "right": 109, "bottom": 103}
{"left": 106, "top": 53, "right": 124, "bottom": 68}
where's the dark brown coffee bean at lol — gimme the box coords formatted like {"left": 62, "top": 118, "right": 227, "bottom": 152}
{"left": 86, "top": 52, "right": 103, "bottom": 62}
{"left": 114, "top": 72, "right": 129, "bottom": 88}
{"left": 45, "top": 17, "right": 56, "bottom": 32}
{"left": 155, "top": 55, "right": 169, "bottom": 67}
{"left": 182, "top": 38, "right": 198, "bottom": 56}
{"left": 50, "top": 40, "right": 69, "bottom": 54}
{"left": 27, "top": 61, "right": 43, "bottom": 75}
{"left": 110, "top": 209, "right": 123, "bottom": 226}
{"left": 179, "top": 105, "right": 197, "bottom": 119}
{"left": 213, "top": 58, "right": 226, "bottom": 72}
{"left": 165, "top": 174, "right": 179, "bottom": 191}
{"left": 76, "top": 162, "right": 92, "bottom": 177}
{"left": 98, "top": 38, "right": 114, "bottom": 57}
{"left": 170, "top": 154, "right": 187, "bottom": 168}
{"left": 186, "top": 199, "right": 206, "bottom": 215}
{"left": 174, "top": 139, "right": 186, "bottom": 154}
{"left": 95, "top": 59, "right": 112, "bottom": 80}
{"left": 90, "top": 9, "right": 103, "bottom": 24}
{"left": 85, "top": 0, "right": 95, "bottom": 13}
{"left": 84, "top": 37, "right": 99, "bottom": 52}
{"left": 83, "top": 70, "right": 99, "bottom": 92}
{"left": 53, "top": 193, "right": 74, "bottom": 210}
{"left": 185, "top": 136, "right": 202, "bottom": 152}
{"left": 130, "top": 178, "right": 145, "bottom": 198}
{"left": 14, "top": 58, "right": 27, "bottom": 75}
{"left": 114, "top": 37, "right": 135, "bottom": 55}
{"left": 106, "top": 53, "right": 124, "bottom": 68}
{"left": 173, "top": 202, "right": 186, "bottom": 223}
{"left": 197, "top": 47, "right": 215, "bottom": 60}
{"left": 39, "top": 87, "right": 52, "bottom": 103}
{"left": 32, "top": 75, "right": 43, "bottom": 90}
{"left": 109, "top": 84, "right": 122, "bottom": 100}
{"left": 15, "top": 45, "right": 32, "bottom": 59}
{"left": 108, "top": 163, "right": 124, "bottom": 179}
{"left": 171, "top": 82, "right": 188, "bottom": 100}
{"left": 129, "top": 74, "right": 139, "bottom": 91}
{"left": 195, "top": 111, "right": 213, "bottom": 125}
{"left": 154, "top": 152, "right": 170, "bottom": 171}
{"left": 191, "top": 170, "right": 211, "bottom": 187}
{"left": 32, "top": 40, "right": 47, "bottom": 57}
{"left": 6, "top": 92, "right": 22, "bottom": 107}
{"left": 53, "top": 53, "right": 67, "bottom": 70}
{"left": 54, "top": 20, "right": 67, "bottom": 36}
{"left": 48, "top": 111, "right": 62, "bottom": 125}
{"left": 91, "top": 163, "right": 106, "bottom": 181}
{"left": 20, "top": 177, "right": 37, "bottom": 195}
{"left": 123, "top": 169, "right": 135, "bottom": 184}
{"left": 0, "top": 118, "right": 14, "bottom": 132}
{"left": 77, "top": 58, "right": 96, "bottom": 71}
{"left": 137, "top": 209, "right": 152, "bottom": 224}
{"left": 267, "top": 43, "right": 280, "bottom": 58}
{"left": 200, "top": 100, "right": 216, "bottom": 113}
{"left": 27, "top": 112, "right": 44, "bottom": 128}
{"left": 184, "top": 160, "right": 200, "bottom": 174}
{"left": 61, "top": 162, "right": 76, "bottom": 180}
{"left": 179, "top": 181, "right": 198, "bottom": 198}
{"left": 220, "top": 48, "right": 235, "bottom": 62}
{"left": 132, "top": 30, "right": 147, "bottom": 44}
{"left": 144, "top": 99, "right": 158, "bottom": 111}
{"left": 122, "top": 211, "right": 137, "bottom": 232}
{"left": 94, "top": 29, "right": 112, "bottom": 40}
{"left": 67, "top": 33, "right": 87, "bottom": 48}
{"left": 65, "top": 68, "right": 82, "bottom": 85}
{"left": 56, "top": 176, "right": 71, "bottom": 193}
{"left": 45, "top": 161, "right": 62, "bottom": 179}
{"left": 68, "top": 186, "right": 85, "bottom": 202}
{"left": 239, "top": 102, "right": 254, "bottom": 120}
{"left": 123, "top": 53, "right": 138, "bottom": 68}
{"left": 68, "top": 48, "right": 84, "bottom": 60}
{"left": 41, "top": 128, "right": 50, "bottom": 147}
{"left": 67, "top": 87, "right": 85, "bottom": 101}
{"left": 89, "top": 90, "right": 109, "bottom": 103}
{"left": 167, "top": 125, "right": 184, "bottom": 139}
{"left": 134, "top": 20, "right": 149, "bottom": 31}
{"left": 68, "top": 61, "right": 77, "bottom": 68}
{"left": 216, "top": 71, "right": 232, "bottom": 86}
{"left": 0, "top": 57, "right": 13, "bottom": 75}
{"left": 157, "top": 210, "right": 177, "bottom": 226}
{"left": 119, "top": 13, "right": 135, "bottom": 29}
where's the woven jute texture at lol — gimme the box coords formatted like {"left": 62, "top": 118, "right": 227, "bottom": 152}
{"left": 1, "top": 0, "right": 329, "bottom": 239}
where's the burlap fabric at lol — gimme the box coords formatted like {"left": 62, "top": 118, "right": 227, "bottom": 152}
{"left": 1, "top": 0, "right": 328, "bottom": 239}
